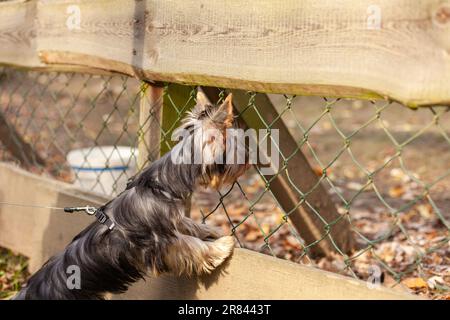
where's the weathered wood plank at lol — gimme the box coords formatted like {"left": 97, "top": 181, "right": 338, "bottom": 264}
{"left": 116, "top": 248, "right": 419, "bottom": 300}
{"left": 0, "top": 0, "right": 449, "bottom": 106}
{"left": 0, "top": 0, "right": 42, "bottom": 68}
{"left": 0, "top": 163, "right": 419, "bottom": 300}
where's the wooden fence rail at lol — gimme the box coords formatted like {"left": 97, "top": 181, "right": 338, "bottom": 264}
{"left": 0, "top": 163, "right": 418, "bottom": 299}
{"left": 0, "top": 0, "right": 450, "bottom": 107}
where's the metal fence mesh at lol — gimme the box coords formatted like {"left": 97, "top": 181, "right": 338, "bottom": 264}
{"left": 0, "top": 69, "right": 142, "bottom": 194}
{"left": 0, "top": 67, "right": 449, "bottom": 299}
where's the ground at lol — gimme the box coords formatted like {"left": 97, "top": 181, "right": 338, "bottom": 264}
{"left": 190, "top": 97, "right": 450, "bottom": 299}
{"left": 0, "top": 248, "right": 28, "bottom": 299}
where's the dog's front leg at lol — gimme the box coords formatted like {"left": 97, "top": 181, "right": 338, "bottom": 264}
{"left": 164, "top": 232, "right": 235, "bottom": 276}
{"left": 177, "top": 217, "right": 222, "bottom": 240}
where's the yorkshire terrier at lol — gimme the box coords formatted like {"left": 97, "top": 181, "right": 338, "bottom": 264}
{"left": 14, "top": 92, "right": 248, "bottom": 300}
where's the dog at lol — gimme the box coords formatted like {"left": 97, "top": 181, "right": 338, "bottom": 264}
{"left": 14, "top": 91, "right": 248, "bottom": 299}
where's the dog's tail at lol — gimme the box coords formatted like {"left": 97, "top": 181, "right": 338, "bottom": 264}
{"left": 10, "top": 288, "right": 27, "bottom": 300}
{"left": 13, "top": 250, "right": 96, "bottom": 300}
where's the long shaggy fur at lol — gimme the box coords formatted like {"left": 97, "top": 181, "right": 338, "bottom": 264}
{"left": 14, "top": 92, "right": 247, "bottom": 300}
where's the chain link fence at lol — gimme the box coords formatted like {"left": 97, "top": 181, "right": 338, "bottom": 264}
{"left": 0, "top": 67, "right": 449, "bottom": 299}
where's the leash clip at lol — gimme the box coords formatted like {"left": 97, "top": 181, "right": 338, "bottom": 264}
{"left": 64, "top": 206, "right": 96, "bottom": 215}
{"left": 84, "top": 206, "right": 97, "bottom": 215}
{"left": 64, "top": 206, "right": 115, "bottom": 230}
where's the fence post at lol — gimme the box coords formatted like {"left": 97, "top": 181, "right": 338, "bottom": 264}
{"left": 137, "top": 82, "right": 164, "bottom": 171}
{"left": 202, "top": 87, "right": 354, "bottom": 257}
{"left": 161, "top": 84, "right": 196, "bottom": 216}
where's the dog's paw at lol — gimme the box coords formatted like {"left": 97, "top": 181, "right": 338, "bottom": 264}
{"left": 208, "top": 236, "right": 235, "bottom": 268}
{"left": 215, "top": 235, "right": 235, "bottom": 253}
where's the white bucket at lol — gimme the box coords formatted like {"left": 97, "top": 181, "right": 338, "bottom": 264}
{"left": 67, "top": 146, "right": 138, "bottom": 196}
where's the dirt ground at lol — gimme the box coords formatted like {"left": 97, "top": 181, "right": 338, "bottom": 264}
{"left": 0, "top": 69, "right": 449, "bottom": 299}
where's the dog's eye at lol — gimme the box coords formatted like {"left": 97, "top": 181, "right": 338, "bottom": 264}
{"left": 199, "top": 105, "right": 215, "bottom": 118}
{"left": 206, "top": 135, "right": 216, "bottom": 144}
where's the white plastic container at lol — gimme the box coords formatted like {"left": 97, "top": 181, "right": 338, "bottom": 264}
{"left": 67, "top": 146, "right": 138, "bottom": 196}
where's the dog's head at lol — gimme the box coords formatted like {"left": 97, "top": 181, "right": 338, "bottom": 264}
{"left": 172, "top": 91, "right": 249, "bottom": 189}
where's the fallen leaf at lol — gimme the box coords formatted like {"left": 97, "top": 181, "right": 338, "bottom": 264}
{"left": 261, "top": 223, "right": 270, "bottom": 235}
{"left": 389, "top": 185, "right": 406, "bottom": 198}
{"left": 285, "top": 235, "right": 302, "bottom": 248}
{"left": 312, "top": 166, "right": 322, "bottom": 177}
{"left": 312, "top": 166, "right": 331, "bottom": 177}
{"left": 389, "top": 168, "right": 411, "bottom": 183}
{"left": 402, "top": 277, "right": 428, "bottom": 289}
{"left": 226, "top": 204, "right": 246, "bottom": 217}
{"left": 346, "top": 182, "right": 365, "bottom": 191}
{"left": 417, "top": 204, "right": 434, "bottom": 220}
{"left": 244, "top": 230, "right": 260, "bottom": 242}
{"left": 427, "top": 276, "right": 445, "bottom": 290}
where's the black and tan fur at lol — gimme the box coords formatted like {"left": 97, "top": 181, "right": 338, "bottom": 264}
{"left": 14, "top": 92, "right": 247, "bottom": 300}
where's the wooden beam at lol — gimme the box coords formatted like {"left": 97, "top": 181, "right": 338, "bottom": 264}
{"left": 202, "top": 88, "right": 354, "bottom": 257}
{"left": 137, "top": 82, "right": 164, "bottom": 170}
{"left": 0, "top": 163, "right": 418, "bottom": 300}
{"left": 0, "top": 0, "right": 449, "bottom": 106}
{"left": 117, "top": 248, "right": 419, "bottom": 300}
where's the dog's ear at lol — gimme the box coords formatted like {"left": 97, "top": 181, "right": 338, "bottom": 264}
{"left": 196, "top": 91, "right": 210, "bottom": 108}
{"left": 213, "top": 93, "right": 234, "bottom": 127}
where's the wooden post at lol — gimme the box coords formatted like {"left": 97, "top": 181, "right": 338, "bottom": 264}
{"left": 202, "top": 87, "right": 354, "bottom": 257}
{"left": 161, "top": 84, "right": 197, "bottom": 216}
{"left": 137, "top": 82, "right": 163, "bottom": 171}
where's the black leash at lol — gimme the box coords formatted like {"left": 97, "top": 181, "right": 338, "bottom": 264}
{"left": 0, "top": 201, "right": 115, "bottom": 230}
